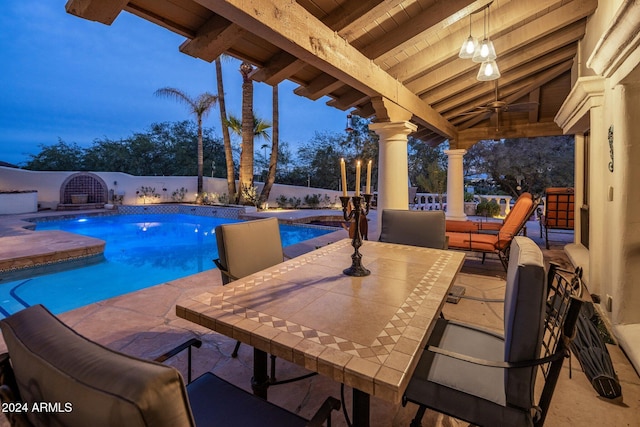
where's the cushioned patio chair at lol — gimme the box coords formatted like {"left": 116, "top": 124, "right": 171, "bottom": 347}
{"left": 403, "top": 237, "right": 583, "bottom": 427}
{"left": 445, "top": 193, "right": 539, "bottom": 269}
{"left": 0, "top": 304, "right": 339, "bottom": 427}
{"left": 379, "top": 209, "right": 447, "bottom": 249}
{"left": 213, "top": 217, "right": 285, "bottom": 381}
{"left": 378, "top": 210, "right": 466, "bottom": 303}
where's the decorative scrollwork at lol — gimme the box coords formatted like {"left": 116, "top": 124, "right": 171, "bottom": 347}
{"left": 608, "top": 125, "right": 614, "bottom": 173}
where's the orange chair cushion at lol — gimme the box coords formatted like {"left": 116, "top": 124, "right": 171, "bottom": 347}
{"left": 446, "top": 232, "right": 498, "bottom": 252}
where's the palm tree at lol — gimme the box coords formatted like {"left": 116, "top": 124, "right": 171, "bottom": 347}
{"left": 239, "top": 62, "right": 254, "bottom": 204}
{"left": 259, "top": 84, "right": 279, "bottom": 206}
{"left": 215, "top": 56, "right": 236, "bottom": 199}
{"left": 154, "top": 87, "right": 218, "bottom": 199}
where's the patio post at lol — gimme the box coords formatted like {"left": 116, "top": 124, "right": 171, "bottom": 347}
{"left": 369, "top": 120, "right": 417, "bottom": 238}
{"left": 445, "top": 148, "right": 467, "bottom": 221}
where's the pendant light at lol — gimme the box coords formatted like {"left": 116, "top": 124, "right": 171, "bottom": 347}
{"left": 458, "top": 14, "right": 477, "bottom": 59}
{"left": 477, "top": 59, "right": 501, "bottom": 81}
{"left": 472, "top": 6, "right": 497, "bottom": 63}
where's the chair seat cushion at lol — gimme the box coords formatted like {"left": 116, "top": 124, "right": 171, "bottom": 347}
{"left": 187, "top": 373, "right": 307, "bottom": 427}
{"left": 446, "top": 232, "right": 498, "bottom": 252}
{"left": 405, "top": 318, "right": 531, "bottom": 427}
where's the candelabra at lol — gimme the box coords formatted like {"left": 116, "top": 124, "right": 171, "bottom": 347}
{"left": 340, "top": 194, "right": 372, "bottom": 276}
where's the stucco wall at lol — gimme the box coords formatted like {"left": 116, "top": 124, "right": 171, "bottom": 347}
{"left": 0, "top": 167, "right": 343, "bottom": 210}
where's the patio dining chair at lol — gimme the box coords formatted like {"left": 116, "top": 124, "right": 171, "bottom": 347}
{"left": 0, "top": 304, "right": 340, "bottom": 427}
{"left": 213, "top": 217, "right": 285, "bottom": 381}
{"left": 378, "top": 209, "right": 469, "bottom": 302}
{"left": 403, "top": 237, "right": 583, "bottom": 427}
{"left": 379, "top": 209, "right": 447, "bottom": 249}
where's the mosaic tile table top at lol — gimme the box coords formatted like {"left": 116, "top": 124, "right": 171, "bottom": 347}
{"left": 176, "top": 238, "right": 465, "bottom": 404}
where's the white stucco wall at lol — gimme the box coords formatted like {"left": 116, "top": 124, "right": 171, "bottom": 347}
{"left": 0, "top": 167, "right": 343, "bottom": 210}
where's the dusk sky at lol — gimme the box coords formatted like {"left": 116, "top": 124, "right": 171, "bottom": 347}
{"left": 0, "top": 1, "right": 347, "bottom": 166}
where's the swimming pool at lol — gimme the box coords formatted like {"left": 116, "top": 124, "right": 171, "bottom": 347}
{"left": 0, "top": 214, "right": 335, "bottom": 317}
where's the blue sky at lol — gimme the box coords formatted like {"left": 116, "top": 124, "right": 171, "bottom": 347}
{"left": 0, "top": 1, "right": 347, "bottom": 166}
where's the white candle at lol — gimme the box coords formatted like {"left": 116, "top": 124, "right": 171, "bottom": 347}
{"left": 355, "top": 160, "right": 361, "bottom": 197}
{"left": 340, "top": 158, "right": 348, "bottom": 196}
{"left": 366, "top": 160, "right": 372, "bottom": 194}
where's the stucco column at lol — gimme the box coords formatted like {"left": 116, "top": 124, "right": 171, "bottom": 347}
{"left": 369, "top": 121, "right": 417, "bottom": 237}
{"left": 445, "top": 148, "right": 467, "bottom": 221}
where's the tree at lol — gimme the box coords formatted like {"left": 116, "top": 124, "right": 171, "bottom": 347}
{"left": 215, "top": 56, "right": 236, "bottom": 199}
{"left": 470, "top": 136, "right": 574, "bottom": 197}
{"left": 416, "top": 161, "right": 447, "bottom": 210}
{"left": 24, "top": 139, "right": 84, "bottom": 171}
{"left": 227, "top": 112, "right": 272, "bottom": 198}
{"left": 259, "top": 84, "right": 279, "bottom": 206}
{"left": 238, "top": 62, "right": 255, "bottom": 204}
{"left": 154, "top": 87, "right": 218, "bottom": 199}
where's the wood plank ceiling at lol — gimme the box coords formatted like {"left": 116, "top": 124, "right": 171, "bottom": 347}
{"left": 66, "top": 0, "right": 598, "bottom": 148}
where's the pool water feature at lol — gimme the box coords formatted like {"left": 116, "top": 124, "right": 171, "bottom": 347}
{"left": 0, "top": 214, "right": 335, "bottom": 318}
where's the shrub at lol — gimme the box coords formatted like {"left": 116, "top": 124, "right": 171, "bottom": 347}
{"left": 172, "top": 187, "right": 188, "bottom": 202}
{"left": 476, "top": 197, "right": 501, "bottom": 217}
{"left": 304, "top": 194, "right": 321, "bottom": 208}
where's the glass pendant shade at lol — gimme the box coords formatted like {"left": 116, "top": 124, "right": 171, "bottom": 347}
{"left": 477, "top": 60, "right": 501, "bottom": 81}
{"left": 472, "top": 38, "right": 497, "bottom": 63}
{"left": 459, "top": 35, "right": 477, "bottom": 59}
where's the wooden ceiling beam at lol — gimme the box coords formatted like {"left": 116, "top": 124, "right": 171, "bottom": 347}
{"left": 439, "top": 46, "right": 577, "bottom": 115}
{"left": 323, "top": 0, "right": 393, "bottom": 35}
{"left": 360, "top": 0, "right": 481, "bottom": 60}
{"left": 416, "top": 20, "right": 586, "bottom": 100}
{"left": 457, "top": 122, "right": 564, "bottom": 147}
{"left": 293, "top": 74, "right": 345, "bottom": 100}
{"left": 192, "top": 0, "right": 456, "bottom": 137}
{"left": 250, "top": 51, "right": 306, "bottom": 85}
{"left": 326, "top": 89, "right": 370, "bottom": 111}
{"left": 388, "top": 0, "right": 595, "bottom": 83}
{"left": 65, "top": 0, "right": 128, "bottom": 25}
{"left": 179, "top": 16, "right": 246, "bottom": 62}
{"left": 455, "top": 60, "right": 573, "bottom": 129}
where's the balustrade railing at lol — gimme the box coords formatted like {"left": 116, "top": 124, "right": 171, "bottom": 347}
{"left": 411, "top": 193, "right": 517, "bottom": 218}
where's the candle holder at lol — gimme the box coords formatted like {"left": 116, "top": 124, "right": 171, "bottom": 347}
{"left": 340, "top": 194, "right": 372, "bottom": 276}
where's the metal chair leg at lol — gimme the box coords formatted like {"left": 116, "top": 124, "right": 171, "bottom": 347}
{"left": 232, "top": 340, "right": 241, "bottom": 358}
{"left": 410, "top": 405, "right": 427, "bottom": 427}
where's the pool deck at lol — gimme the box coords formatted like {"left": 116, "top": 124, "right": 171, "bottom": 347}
{"left": 0, "top": 208, "right": 639, "bottom": 426}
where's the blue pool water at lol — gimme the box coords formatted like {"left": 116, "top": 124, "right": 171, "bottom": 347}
{"left": 0, "top": 214, "right": 334, "bottom": 317}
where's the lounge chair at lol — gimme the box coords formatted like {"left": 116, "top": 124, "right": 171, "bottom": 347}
{"left": 445, "top": 193, "right": 539, "bottom": 269}
{"left": 0, "top": 304, "right": 340, "bottom": 427}
{"left": 403, "top": 237, "right": 583, "bottom": 427}
{"left": 445, "top": 192, "right": 535, "bottom": 233}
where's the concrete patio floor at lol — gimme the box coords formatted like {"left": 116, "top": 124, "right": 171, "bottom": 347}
{"left": 0, "top": 208, "right": 638, "bottom": 426}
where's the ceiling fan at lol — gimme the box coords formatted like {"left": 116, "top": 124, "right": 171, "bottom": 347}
{"left": 455, "top": 80, "right": 539, "bottom": 131}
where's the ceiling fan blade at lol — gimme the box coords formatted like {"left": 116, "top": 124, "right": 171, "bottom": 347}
{"left": 503, "top": 101, "right": 539, "bottom": 112}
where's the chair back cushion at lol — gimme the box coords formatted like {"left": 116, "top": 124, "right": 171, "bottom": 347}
{"left": 497, "top": 193, "right": 534, "bottom": 250}
{"left": 503, "top": 236, "right": 546, "bottom": 409}
{"left": 215, "top": 217, "right": 284, "bottom": 283}
{"left": 0, "top": 305, "right": 194, "bottom": 427}
{"left": 379, "top": 209, "right": 447, "bottom": 249}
